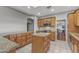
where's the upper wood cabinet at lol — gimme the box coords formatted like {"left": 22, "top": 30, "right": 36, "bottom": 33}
{"left": 68, "top": 9, "right": 79, "bottom": 27}
{"left": 67, "top": 13, "right": 79, "bottom": 32}
{"left": 38, "top": 19, "right": 44, "bottom": 27}
{"left": 50, "top": 17, "right": 56, "bottom": 26}
{"left": 68, "top": 13, "right": 75, "bottom": 29}
{"left": 67, "top": 9, "right": 79, "bottom": 32}
{"left": 75, "top": 10, "right": 79, "bottom": 26}
{"left": 38, "top": 17, "right": 56, "bottom": 27}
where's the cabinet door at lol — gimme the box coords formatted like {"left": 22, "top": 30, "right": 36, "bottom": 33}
{"left": 74, "top": 13, "right": 77, "bottom": 26}
{"left": 77, "top": 41, "right": 79, "bottom": 53}
{"left": 21, "top": 36, "right": 27, "bottom": 45}
{"left": 41, "top": 19, "right": 44, "bottom": 27}
{"left": 26, "top": 33, "right": 32, "bottom": 44}
{"left": 32, "top": 36, "right": 44, "bottom": 53}
{"left": 68, "top": 12, "right": 79, "bottom": 32}
{"left": 38, "top": 17, "right": 56, "bottom": 27}
{"left": 70, "top": 36, "right": 78, "bottom": 53}
{"left": 50, "top": 17, "right": 56, "bottom": 26}
{"left": 67, "top": 13, "right": 77, "bottom": 32}
{"left": 68, "top": 13, "right": 75, "bottom": 28}
{"left": 75, "top": 10, "right": 79, "bottom": 26}
{"left": 16, "top": 36, "right": 22, "bottom": 45}
{"left": 38, "top": 19, "right": 41, "bottom": 27}
{"left": 49, "top": 32, "right": 55, "bottom": 41}
{"left": 38, "top": 19, "right": 44, "bottom": 27}
{"left": 9, "top": 34, "right": 17, "bottom": 42}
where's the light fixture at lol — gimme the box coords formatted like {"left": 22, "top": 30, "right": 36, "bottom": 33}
{"left": 51, "top": 9, "right": 54, "bottom": 12}
{"left": 38, "top": 12, "right": 40, "bottom": 15}
{"left": 27, "top": 6, "right": 31, "bottom": 9}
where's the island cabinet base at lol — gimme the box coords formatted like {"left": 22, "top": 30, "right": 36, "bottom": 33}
{"left": 32, "top": 36, "right": 50, "bottom": 53}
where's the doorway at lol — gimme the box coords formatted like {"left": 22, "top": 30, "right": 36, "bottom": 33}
{"left": 27, "top": 18, "right": 34, "bottom": 32}
{"left": 57, "top": 20, "right": 66, "bottom": 41}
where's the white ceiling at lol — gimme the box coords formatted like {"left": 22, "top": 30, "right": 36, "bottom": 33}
{"left": 9, "top": 6, "right": 79, "bottom": 17}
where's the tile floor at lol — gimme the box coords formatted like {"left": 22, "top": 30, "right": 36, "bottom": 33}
{"left": 48, "top": 40, "right": 72, "bottom": 53}
{"left": 16, "top": 40, "right": 72, "bottom": 53}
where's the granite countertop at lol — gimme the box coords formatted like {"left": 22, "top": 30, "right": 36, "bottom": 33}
{"left": 33, "top": 33, "right": 50, "bottom": 37}
{"left": 0, "top": 36, "right": 19, "bottom": 53}
{"left": 69, "top": 32, "right": 79, "bottom": 41}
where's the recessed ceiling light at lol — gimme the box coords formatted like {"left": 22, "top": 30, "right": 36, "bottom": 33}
{"left": 38, "top": 13, "right": 41, "bottom": 15}
{"left": 27, "top": 6, "right": 31, "bottom": 9}
{"left": 51, "top": 9, "right": 54, "bottom": 12}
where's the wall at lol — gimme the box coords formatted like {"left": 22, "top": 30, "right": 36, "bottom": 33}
{"left": 0, "top": 7, "right": 27, "bottom": 34}
{"left": 55, "top": 13, "right": 68, "bottom": 20}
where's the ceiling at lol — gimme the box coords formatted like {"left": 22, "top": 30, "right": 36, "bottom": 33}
{"left": 9, "top": 6, "right": 79, "bottom": 17}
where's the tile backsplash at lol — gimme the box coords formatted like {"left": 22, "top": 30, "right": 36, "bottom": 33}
{"left": 38, "top": 27, "right": 56, "bottom": 31}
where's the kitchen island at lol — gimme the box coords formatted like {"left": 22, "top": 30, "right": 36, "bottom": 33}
{"left": 32, "top": 33, "right": 50, "bottom": 53}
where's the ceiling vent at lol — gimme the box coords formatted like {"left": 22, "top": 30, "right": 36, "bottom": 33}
{"left": 46, "top": 6, "right": 52, "bottom": 9}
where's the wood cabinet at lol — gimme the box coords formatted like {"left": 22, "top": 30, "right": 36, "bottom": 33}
{"left": 68, "top": 9, "right": 79, "bottom": 53}
{"left": 4, "top": 32, "right": 32, "bottom": 46}
{"left": 38, "top": 19, "right": 44, "bottom": 27}
{"left": 75, "top": 10, "right": 79, "bottom": 26}
{"left": 50, "top": 17, "right": 56, "bottom": 26}
{"left": 16, "top": 32, "right": 32, "bottom": 45}
{"left": 77, "top": 41, "right": 79, "bottom": 53}
{"left": 38, "top": 17, "right": 56, "bottom": 27}
{"left": 68, "top": 9, "right": 79, "bottom": 27}
{"left": 67, "top": 12, "right": 79, "bottom": 32}
{"left": 68, "top": 13, "right": 75, "bottom": 32}
{"left": 48, "top": 32, "right": 55, "bottom": 41}
{"left": 32, "top": 35, "right": 50, "bottom": 53}
{"left": 9, "top": 34, "right": 17, "bottom": 42}
{"left": 16, "top": 33, "right": 27, "bottom": 45}
{"left": 26, "top": 32, "right": 32, "bottom": 44}
{"left": 70, "top": 35, "right": 78, "bottom": 52}
{"left": 68, "top": 13, "right": 74, "bottom": 28}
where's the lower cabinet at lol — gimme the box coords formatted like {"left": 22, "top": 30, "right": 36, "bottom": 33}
{"left": 48, "top": 32, "right": 55, "bottom": 41}
{"left": 32, "top": 36, "right": 50, "bottom": 53}
{"left": 77, "top": 41, "right": 79, "bottom": 53}
{"left": 16, "top": 35, "right": 27, "bottom": 45}
{"left": 4, "top": 32, "right": 32, "bottom": 46}
{"left": 70, "top": 35, "right": 78, "bottom": 53}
